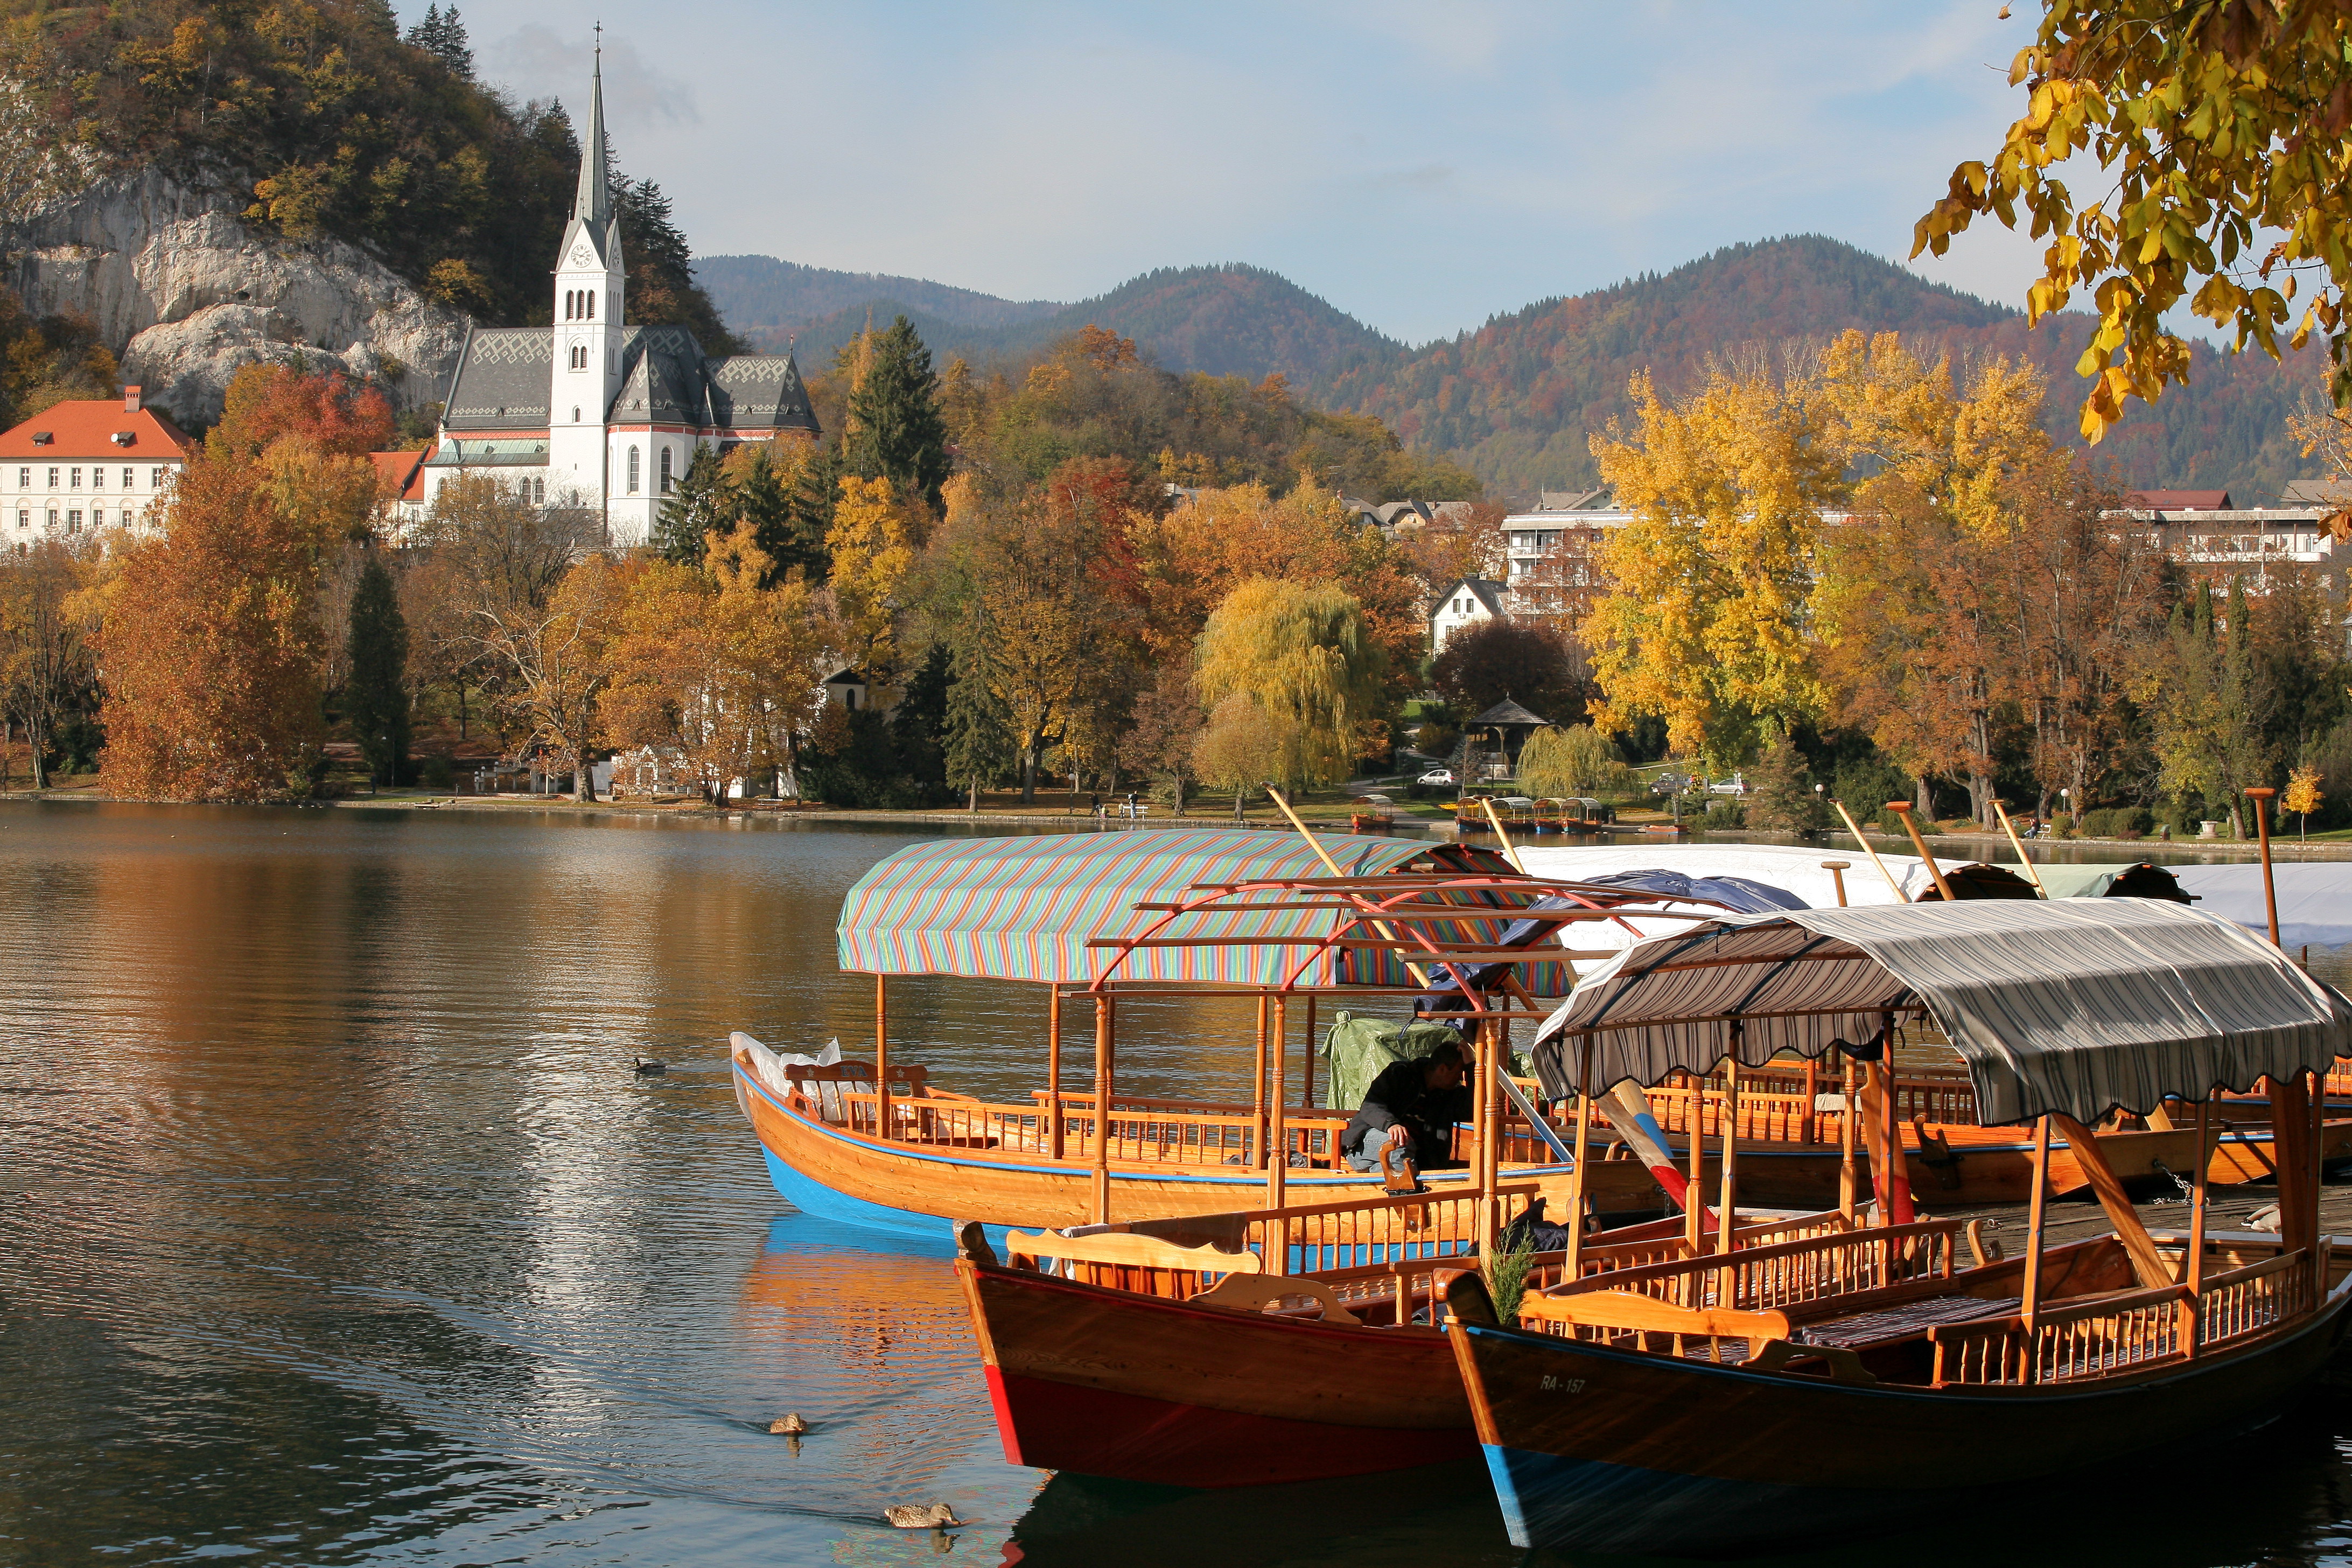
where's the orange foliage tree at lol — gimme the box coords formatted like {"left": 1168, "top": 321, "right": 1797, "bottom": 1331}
{"left": 95, "top": 452, "right": 328, "bottom": 800}
{"left": 208, "top": 363, "right": 397, "bottom": 459}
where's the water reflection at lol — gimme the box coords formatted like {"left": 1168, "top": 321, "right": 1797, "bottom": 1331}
{"left": 2, "top": 801, "right": 2350, "bottom": 1567}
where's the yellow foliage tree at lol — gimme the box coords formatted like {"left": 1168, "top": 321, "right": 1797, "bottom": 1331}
{"left": 826, "top": 474, "right": 914, "bottom": 677}
{"left": 1517, "top": 725, "right": 1633, "bottom": 799}
{"left": 1190, "top": 691, "right": 1289, "bottom": 820}
{"left": 2286, "top": 762, "right": 2325, "bottom": 838}
{"left": 1915, "top": 2, "right": 2352, "bottom": 437}
{"left": 1584, "top": 366, "right": 1841, "bottom": 768}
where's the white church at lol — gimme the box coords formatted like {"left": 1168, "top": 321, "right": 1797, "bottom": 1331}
{"left": 416, "top": 49, "right": 819, "bottom": 547}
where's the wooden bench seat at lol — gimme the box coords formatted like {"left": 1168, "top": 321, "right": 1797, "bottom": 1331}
{"left": 1795, "top": 1294, "right": 2024, "bottom": 1350}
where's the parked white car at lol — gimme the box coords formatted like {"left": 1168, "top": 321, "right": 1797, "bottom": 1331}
{"left": 1707, "top": 773, "right": 1749, "bottom": 796}
{"left": 1417, "top": 768, "right": 1455, "bottom": 786}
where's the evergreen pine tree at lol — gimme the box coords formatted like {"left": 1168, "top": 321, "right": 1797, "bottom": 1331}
{"left": 737, "top": 449, "right": 821, "bottom": 585}
{"left": 845, "top": 316, "right": 952, "bottom": 514}
{"left": 405, "top": 5, "right": 473, "bottom": 77}
{"left": 789, "top": 443, "right": 843, "bottom": 584}
{"left": 346, "top": 554, "right": 412, "bottom": 787}
{"left": 944, "top": 641, "right": 1015, "bottom": 812}
{"left": 652, "top": 445, "right": 730, "bottom": 566}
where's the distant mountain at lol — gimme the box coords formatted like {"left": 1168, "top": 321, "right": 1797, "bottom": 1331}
{"left": 695, "top": 259, "right": 1405, "bottom": 384}
{"left": 694, "top": 237, "right": 2322, "bottom": 503}
{"left": 1320, "top": 235, "right": 2322, "bottom": 503}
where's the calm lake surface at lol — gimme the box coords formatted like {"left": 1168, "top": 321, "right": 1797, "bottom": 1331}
{"left": 7, "top": 802, "right": 2352, "bottom": 1568}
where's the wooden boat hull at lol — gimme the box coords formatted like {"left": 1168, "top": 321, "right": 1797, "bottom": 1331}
{"left": 1450, "top": 1284, "right": 2352, "bottom": 1555}
{"left": 957, "top": 1258, "right": 1473, "bottom": 1486}
{"left": 737, "top": 1056, "right": 1660, "bottom": 1237}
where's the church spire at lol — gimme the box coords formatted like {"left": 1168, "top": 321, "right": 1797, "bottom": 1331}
{"left": 571, "top": 27, "right": 611, "bottom": 227}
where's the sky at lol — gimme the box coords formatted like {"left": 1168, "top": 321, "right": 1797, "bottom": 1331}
{"left": 398, "top": 1, "right": 2051, "bottom": 346}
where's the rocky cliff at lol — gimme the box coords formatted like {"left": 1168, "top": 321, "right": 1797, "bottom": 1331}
{"left": 3, "top": 167, "right": 468, "bottom": 428}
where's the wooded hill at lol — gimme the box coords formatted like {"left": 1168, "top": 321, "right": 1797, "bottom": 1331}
{"left": 0, "top": 0, "right": 737, "bottom": 347}
{"left": 699, "top": 236, "right": 2324, "bottom": 505}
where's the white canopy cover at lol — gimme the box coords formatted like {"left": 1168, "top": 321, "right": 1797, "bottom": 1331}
{"left": 1530, "top": 899, "right": 2352, "bottom": 1126}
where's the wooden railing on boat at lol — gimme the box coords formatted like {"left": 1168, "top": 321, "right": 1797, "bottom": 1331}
{"left": 1928, "top": 1248, "right": 2315, "bottom": 1385}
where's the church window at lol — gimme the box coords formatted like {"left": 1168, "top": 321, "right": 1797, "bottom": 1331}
{"left": 627, "top": 446, "right": 640, "bottom": 493}
{"left": 533, "top": 477, "right": 545, "bottom": 505}
{"left": 564, "top": 291, "right": 572, "bottom": 320}
{"left": 585, "top": 291, "right": 594, "bottom": 320}
{"left": 659, "top": 447, "right": 674, "bottom": 493}
{"left": 572, "top": 406, "right": 581, "bottom": 423}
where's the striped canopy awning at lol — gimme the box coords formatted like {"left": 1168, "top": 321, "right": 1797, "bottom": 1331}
{"left": 1529, "top": 899, "right": 2352, "bottom": 1125}
{"left": 837, "top": 828, "right": 1541, "bottom": 988}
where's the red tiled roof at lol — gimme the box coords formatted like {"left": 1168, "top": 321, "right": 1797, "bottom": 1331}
{"left": 2129, "top": 488, "right": 2233, "bottom": 511}
{"left": 369, "top": 445, "right": 432, "bottom": 502}
{"left": 0, "top": 399, "right": 192, "bottom": 460}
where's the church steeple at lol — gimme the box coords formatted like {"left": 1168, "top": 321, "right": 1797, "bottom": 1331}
{"left": 572, "top": 32, "right": 611, "bottom": 228}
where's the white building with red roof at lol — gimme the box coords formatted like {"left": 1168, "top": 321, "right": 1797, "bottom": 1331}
{"left": 0, "top": 386, "right": 192, "bottom": 547}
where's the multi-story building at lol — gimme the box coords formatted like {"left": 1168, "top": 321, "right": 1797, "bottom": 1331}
{"left": 0, "top": 387, "right": 191, "bottom": 548}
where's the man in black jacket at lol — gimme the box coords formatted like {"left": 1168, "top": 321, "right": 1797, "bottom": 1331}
{"left": 1343, "top": 1039, "right": 1472, "bottom": 1171}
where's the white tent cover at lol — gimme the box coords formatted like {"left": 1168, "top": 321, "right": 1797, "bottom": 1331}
{"left": 2166, "top": 862, "right": 2352, "bottom": 949}
{"left": 1530, "top": 899, "right": 2352, "bottom": 1126}
{"left": 1515, "top": 843, "right": 1976, "bottom": 909}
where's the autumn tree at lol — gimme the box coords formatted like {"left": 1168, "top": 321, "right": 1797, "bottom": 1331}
{"left": 346, "top": 553, "right": 412, "bottom": 786}
{"left": 1396, "top": 500, "right": 1508, "bottom": 591}
{"left": 463, "top": 552, "right": 621, "bottom": 802}
{"left": 1430, "top": 619, "right": 1588, "bottom": 727}
{"left": 208, "top": 363, "right": 395, "bottom": 459}
{"left": 0, "top": 541, "right": 96, "bottom": 788}
{"left": 1916, "top": 3, "right": 2352, "bottom": 434}
{"left": 1191, "top": 691, "right": 1287, "bottom": 821}
{"left": 1194, "top": 578, "right": 1388, "bottom": 791}
{"left": 1118, "top": 662, "right": 1205, "bottom": 815}
{"left": 95, "top": 453, "right": 328, "bottom": 800}
{"left": 1585, "top": 365, "right": 1840, "bottom": 768}
{"left": 826, "top": 475, "right": 918, "bottom": 680}
{"left": 654, "top": 445, "right": 729, "bottom": 566}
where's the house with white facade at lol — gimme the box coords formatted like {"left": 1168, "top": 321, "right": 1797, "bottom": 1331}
{"left": 418, "top": 47, "right": 819, "bottom": 547}
{"left": 0, "top": 387, "right": 191, "bottom": 546}
{"left": 1429, "top": 577, "right": 1508, "bottom": 650}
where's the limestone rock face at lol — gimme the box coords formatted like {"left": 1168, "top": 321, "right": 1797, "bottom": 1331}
{"left": 2, "top": 166, "right": 468, "bottom": 426}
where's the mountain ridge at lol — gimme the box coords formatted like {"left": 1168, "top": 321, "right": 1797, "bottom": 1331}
{"left": 692, "top": 237, "right": 2321, "bottom": 503}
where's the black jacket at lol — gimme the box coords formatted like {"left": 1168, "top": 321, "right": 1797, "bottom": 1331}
{"left": 1344, "top": 1058, "right": 1473, "bottom": 1161}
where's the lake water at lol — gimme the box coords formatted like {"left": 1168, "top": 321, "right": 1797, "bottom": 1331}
{"left": 7, "top": 802, "right": 2352, "bottom": 1568}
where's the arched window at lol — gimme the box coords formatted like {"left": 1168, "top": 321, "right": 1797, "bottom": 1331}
{"left": 585, "top": 291, "right": 594, "bottom": 320}
{"left": 533, "top": 477, "right": 545, "bottom": 505}
{"left": 571, "top": 406, "right": 581, "bottom": 423}
{"left": 627, "top": 446, "right": 640, "bottom": 494}
{"left": 564, "top": 290, "right": 572, "bottom": 320}
{"left": 659, "top": 446, "right": 674, "bottom": 493}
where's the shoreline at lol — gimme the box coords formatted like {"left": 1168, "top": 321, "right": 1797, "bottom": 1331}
{"left": 2, "top": 787, "right": 2348, "bottom": 860}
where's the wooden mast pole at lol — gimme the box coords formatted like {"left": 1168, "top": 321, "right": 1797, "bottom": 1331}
{"left": 1887, "top": 801, "right": 1957, "bottom": 901}
{"left": 1716, "top": 1047, "right": 1741, "bottom": 1288}
{"left": 2246, "top": 786, "right": 2282, "bottom": 947}
{"left": 874, "top": 975, "right": 890, "bottom": 1142}
{"left": 1832, "top": 800, "right": 1910, "bottom": 902}
{"left": 2247, "top": 786, "right": 2321, "bottom": 1260}
{"left": 1303, "top": 994, "right": 1318, "bottom": 1112}
{"left": 1047, "top": 988, "right": 1065, "bottom": 1159}
{"left": 1821, "top": 859, "right": 1851, "bottom": 909}
{"left": 1268, "top": 995, "right": 1289, "bottom": 1209}
{"left": 1566, "top": 1035, "right": 1594, "bottom": 1281}
{"left": 1683, "top": 1070, "right": 1704, "bottom": 1258}
{"left": 1091, "top": 994, "right": 1113, "bottom": 1223}
{"left": 1479, "top": 1012, "right": 1503, "bottom": 1258}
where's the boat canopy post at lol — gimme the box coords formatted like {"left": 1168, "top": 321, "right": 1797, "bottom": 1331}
{"left": 2022, "top": 1114, "right": 2052, "bottom": 1345}
{"left": 2186, "top": 1096, "right": 2211, "bottom": 1355}
{"left": 1303, "top": 995, "right": 1318, "bottom": 1110}
{"left": 1092, "top": 995, "right": 1113, "bottom": 1224}
{"left": 875, "top": 975, "right": 890, "bottom": 1142}
{"left": 1479, "top": 1011, "right": 1502, "bottom": 1259}
{"left": 1047, "top": 989, "right": 1065, "bottom": 1159}
{"left": 1254, "top": 993, "right": 1270, "bottom": 1170}
{"left": 1683, "top": 1070, "right": 1704, "bottom": 1260}
{"left": 1715, "top": 1047, "right": 1741, "bottom": 1289}
{"left": 1566, "top": 1035, "right": 1594, "bottom": 1280}
{"left": 1268, "top": 994, "right": 1289, "bottom": 1210}
{"left": 2246, "top": 786, "right": 2322, "bottom": 1255}
{"left": 1838, "top": 1054, "right": 1858, "bottom": 1222}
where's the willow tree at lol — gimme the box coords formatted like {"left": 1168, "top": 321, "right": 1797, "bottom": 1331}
{"left": 1517, "top": 725, "right": 1633, "bottom": 799}
{"left": 1193, "top": 578, "right": 1388, "bottom": 792}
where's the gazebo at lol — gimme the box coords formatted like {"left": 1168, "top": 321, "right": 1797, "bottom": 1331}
{"left": 1467, "top": 696, "right": 1552, "bottom": 773}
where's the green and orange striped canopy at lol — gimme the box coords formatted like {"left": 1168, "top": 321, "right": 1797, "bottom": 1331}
{"left": 836, "top": 827, "right": 1555, "bottom": 989}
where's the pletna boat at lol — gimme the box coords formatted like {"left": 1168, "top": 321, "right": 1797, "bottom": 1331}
{"left": 1445, "top": 897, "right": 2352, "bottom": 1556}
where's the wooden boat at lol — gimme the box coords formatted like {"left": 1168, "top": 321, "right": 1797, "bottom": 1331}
{"left": 1445, "top": 895, "right": 2352, "bottom": 1555}
{"left": 952, "top": 1185, "right": 1892, "bottom": 1487}
{"left": 734, "top": 826, "right": 1748, "bottom": 1237}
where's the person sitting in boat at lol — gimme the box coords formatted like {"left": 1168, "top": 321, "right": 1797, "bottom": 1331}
{"left": 1344, "top": 1040, "right": 1472, "bottom": 1171}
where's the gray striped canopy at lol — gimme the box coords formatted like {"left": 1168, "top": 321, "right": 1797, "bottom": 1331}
{"left": 1529, "top": 900, "right": 2352, "bottom": 1126}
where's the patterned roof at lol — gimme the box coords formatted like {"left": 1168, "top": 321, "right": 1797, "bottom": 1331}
{"left": 442, "top": 329, "right": 554, "bottom": 430}
{"left": 708, "top": 354, "right": 820, "bottom": 435}
{"left": 611, "top": 326, "right": 709, "bottom": 425}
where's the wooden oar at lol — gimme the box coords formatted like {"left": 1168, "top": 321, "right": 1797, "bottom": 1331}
{"left": 1262, "top": 782, "right": 1432, "bottom": 989}
{"left": 1831, "top": 800, "right": 1909, "bottom": 903}
{"left": 1482, "top": 797, "right": 1526, "bottom": 871}
{"left": 1992, "top": 800, "right": 2047, "bottom": 897}
{"left": 1886, "top": 802, "right": 1957, "bottom": 901}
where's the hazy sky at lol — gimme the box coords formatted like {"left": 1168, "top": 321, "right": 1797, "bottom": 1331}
{"left": 401, "top": 2, "right": 2047, "bottom": 345}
